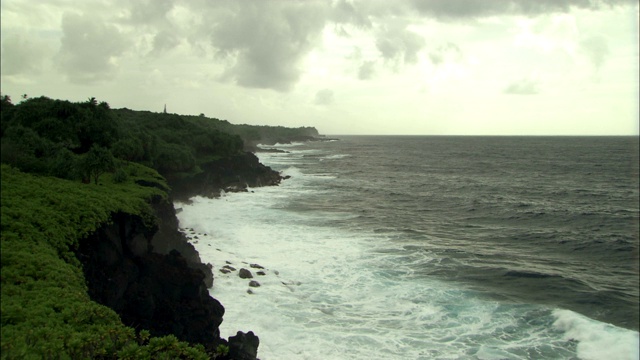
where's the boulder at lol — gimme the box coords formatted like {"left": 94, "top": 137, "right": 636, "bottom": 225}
{"left": 239, "top": 268, "right": 253, "bottom": 279}
{"left": 228, "top": 331, "right": 260, "bottom": 360}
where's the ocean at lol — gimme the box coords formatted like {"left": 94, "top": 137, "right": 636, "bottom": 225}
{"left": 176, "top": 136, "right": 639, "bottom": 360}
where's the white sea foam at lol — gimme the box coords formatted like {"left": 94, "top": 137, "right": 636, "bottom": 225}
{"left": 257, "top": 142, "right": 306, "bottom": 148}
{"left": 553, "top": 309, "right": 639, "bottom": 360}
{"left": 173, "top": 186, "right": 610, "bottom": 359}
{"left": 174, "top": 144, "right": 640, "bottom": 359}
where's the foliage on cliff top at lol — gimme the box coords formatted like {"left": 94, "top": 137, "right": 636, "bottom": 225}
{"left": 0, "top": 93, "right": 315, "bottom": 358}
{"left": 0, "top": 95, "right": 244, "bottom": 182}
{"left": 111, "top": 108, "right": 244, "bottom": 175}
{"left": 2, "top": 95, "right": 319, "bottom": 186}
{"left": 182, "top": 113, "right": 319, "bottom": 145}
{"left": 0, "top": 164, "right": 209, "bottom": 359}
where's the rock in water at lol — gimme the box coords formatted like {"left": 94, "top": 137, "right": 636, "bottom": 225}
{"left": 223, "top": 265, "right": 237, "bottom": 271}
{"left": 228, "top": 331, "right": 260, "bottom": 360}
{"left": 239, "top": 268, "right": 253, "bottom": 279}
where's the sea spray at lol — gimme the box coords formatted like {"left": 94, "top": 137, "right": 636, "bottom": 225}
{"left": 553, "top": 310, "right": 639, "bottom": 360}
{"left": 176, "top": 137, "right": 639, "bottom": 359}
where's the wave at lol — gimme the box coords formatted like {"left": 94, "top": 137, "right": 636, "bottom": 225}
{"left": 257, "top": 142, "right": 306, "bottom": 148}
{"left": 504, "top": 270, "right": 562, "bottom": 279}
{"left": 175, "top": 188, "right": 639, "bottom": 359}
{"left": 175, "top": 136, "right": 639, "bottom": 358}
{"left": 553, "top": 309, "right": 639, "bottom": 360}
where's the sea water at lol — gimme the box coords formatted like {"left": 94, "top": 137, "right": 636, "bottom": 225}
{"left": 176, "top": 136, "right": 639, "bottom": 359}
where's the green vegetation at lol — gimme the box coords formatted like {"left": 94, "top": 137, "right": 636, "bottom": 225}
{"left": 81, "top": 144, "right": 116, "bottom": 184}
{"left": 182, "top": 113, "right": 319, "bottom": 148}
{"left": 111, "top": 108, "right": 244, "bottom": 176}
{"left": 1, "top": 96, "right": 243, "bottom": 182}
{"left": 0, "top": 93, "right": 319, "bottom": 358}
{"left": 1, "top": 95, "right": 319, "bottom": 182}
{"left": 1, "top": 164, "right": 211, "bottom": 358}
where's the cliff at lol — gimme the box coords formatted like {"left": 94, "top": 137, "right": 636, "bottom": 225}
{"left": 147, "top": 191, "right": 215, "bottom": 287}
{"left": 0, "top": 163, "right": 260, "bottom": 359}
{"left": 75, "top": 207, "right": 226, "bottom": 348}
{"left": 1, "top": 95, "right": 312, "bottom": 359}
{"left": 167, "top": 152, "right": 283, "bottom": 201}
{"left": 74, "top": 157, "right": 273, "bottom": 358}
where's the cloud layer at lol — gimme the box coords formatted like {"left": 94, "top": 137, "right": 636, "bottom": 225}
{"left": 57, "top": 12, "right": 129, "bottom": 84}
{"left": 1, "top": 0, "right": 637, "bottom": 135}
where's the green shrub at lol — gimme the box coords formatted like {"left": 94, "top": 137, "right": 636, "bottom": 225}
{"left": 50, "top": 147, "right": 79, "bottom": 180}
{"left": 113, "top": 167, "right": 129, "bottom": 183}
{"left": 1, "top": 165, "right": 207, "bottom": 358}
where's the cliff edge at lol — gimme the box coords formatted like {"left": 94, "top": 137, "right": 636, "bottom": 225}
{"left": 0, "top": 163, "right": 260, "bottom": 359}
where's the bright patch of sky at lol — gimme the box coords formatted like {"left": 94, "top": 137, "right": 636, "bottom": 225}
{"left": 1, "top": 0, "right": 638, "bottom": 135}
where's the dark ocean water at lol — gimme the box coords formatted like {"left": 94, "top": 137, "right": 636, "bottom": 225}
{"left": 298, "top": 136, "right": 640, "bottom": 330}
{"left": 177, "top": 136, "right": 639, "bottom": 359}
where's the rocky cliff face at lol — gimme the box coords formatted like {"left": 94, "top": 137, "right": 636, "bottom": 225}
{"left": 75, "top": 201, "right": 262, "bottom": 358}
{"left": 148, "top": 194, "right": 214, "bottom": 288}
{"left": 75, "top": 210, "right": 226, "bottom": 349}
{"left": 167, "top": 152, "right": 283, "bottom": 201}
{"left": 74, "top": 151, "right": 283, "bottom": 358}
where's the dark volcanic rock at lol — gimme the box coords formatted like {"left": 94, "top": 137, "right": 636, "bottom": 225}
{"left": 228, "top": 331, "right": 260, "bottom": 360}
{"left": 76, "top": 212, "right": 225, "bottom": 348}
{"left": 254, "top": 147, "right": 288, "bottom": 153}
{"left": 148, "top": 195, "right": 213, "bottom": 288}
{"left": 248, "top": 280, "right": 261, "bottom": 288}
{"left": 239, "top": 268, "right": 253, "bottom": 279}
{"left": 167, "top": 152, "right": 282, "bottom": 201}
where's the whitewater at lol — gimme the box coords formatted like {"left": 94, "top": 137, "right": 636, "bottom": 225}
{"left": 176, "top": 137, "right": 639, "bottom": 360}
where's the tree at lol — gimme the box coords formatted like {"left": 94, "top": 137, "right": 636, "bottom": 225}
{"left": 81, "top": 145, "right": 114, "bottom": 184}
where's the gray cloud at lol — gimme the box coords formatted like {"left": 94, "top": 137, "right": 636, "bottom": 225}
{"left": 1, "top": 35, "right": 46, "bottom": 76}
{"left": 580, "top": 35, "right": 610, "bottom": 71}
{"left": 375, "top": 24, "right": 426, "bottom": 66}
{"left": 152, "top": 30, "right": 181, "bottom": 55}
{"left": 203, "top": 1, "right": 328, "bottom": 92}
{"left": 57, "top": 12, "right": 129, "bottom": 84}
{"left": 428, "top": 43, "right": 463, "bottom": 65}
{"left": 410, "top": 0, "right": 637, "bottom": 18}
{"left": 128, "top": 0, "right": 175, "bottom": 25}
{"left": 314, "top": 89, "right": 334, "bottom": 105}
{"left": 331, "top": 0, "right": 372, "bottom": 29}
{"left": 503, "top": 78, "right": 540, "bottom": 95}
{"left": 358, "top": 60, "right": 377, "bottom": 80}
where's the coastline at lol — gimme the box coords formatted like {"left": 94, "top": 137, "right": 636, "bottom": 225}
{"left": 0, "top": 149, "right": 287, "bottom": 359}
{"left": 0, "top": 94, "right": 328, "bottom": 358}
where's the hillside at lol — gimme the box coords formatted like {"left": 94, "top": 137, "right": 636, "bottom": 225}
{"left": 0, "top": 95, "right": 320, "bottom": 358}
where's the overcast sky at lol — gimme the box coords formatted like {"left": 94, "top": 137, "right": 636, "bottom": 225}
{"left": 1, "top": 0, "right": 638, "bottom": 135}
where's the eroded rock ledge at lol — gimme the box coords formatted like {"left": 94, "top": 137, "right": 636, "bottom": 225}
{"left": 73, "top": 149, "right": 295, "bottom": 358}
{"left": 74, "top": 209, "right": 224, "bottom": 348}
{"left": 167, "top": 152, "right": 283, "bottom": 202}
{"left": 75, "top": 199, "right": 258, "bottom": 358}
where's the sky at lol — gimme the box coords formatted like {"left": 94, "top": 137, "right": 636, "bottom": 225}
{"left": 1, "top": 0, "right": 638, "bottom": 135}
